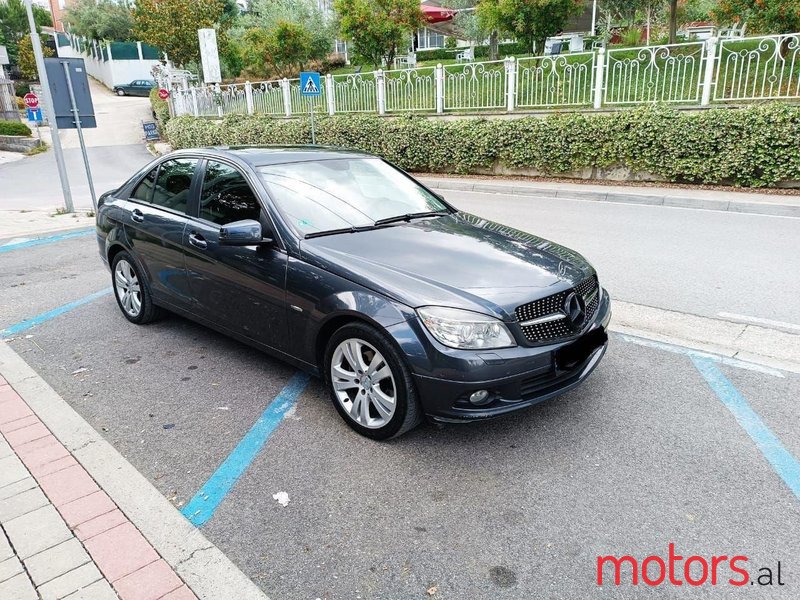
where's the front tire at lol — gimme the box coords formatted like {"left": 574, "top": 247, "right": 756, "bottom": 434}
{"left": 116, "top": 89, "right": 125, "bottom": 96}
{"left": 324, "top": 323, "right": 421, "bottom": 440}
{"left": 111, "top": 251, "right": 162, "bottom": 324}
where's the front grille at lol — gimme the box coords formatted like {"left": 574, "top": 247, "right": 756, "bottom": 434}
{"left": 515, "top": 275, "right": 599, "bottom": 344}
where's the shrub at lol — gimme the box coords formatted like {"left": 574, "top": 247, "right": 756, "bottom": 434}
{"left": 0, "top": 121, "right": 33, "bottom": 136}
{"left": 149, "top": 87, "right": 170, "bottom": 136}
{"left": 165, "top": 103, "right": 800, "bottom": 187}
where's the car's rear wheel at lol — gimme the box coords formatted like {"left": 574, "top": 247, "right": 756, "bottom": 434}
{"left": 116, "top": 89, "right": 125, "bottom": 96}
{"left": 324, "top": 323, "right": 421, "bottom": 440}
{"left": 111, "top": 251, "right": 162, "bottom": 324}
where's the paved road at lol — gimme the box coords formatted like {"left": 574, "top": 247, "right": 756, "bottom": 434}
{"left": 446, "top": 190, "right": 800, "bottom": 324}
{"left": 0, "top": 144, "right": 153, "bottom": 211}
{"left": 2, "top": 196, "right": 799, "bottom": 599}
{"left": 0, "top": 78, "right": 154, "bottom": 212}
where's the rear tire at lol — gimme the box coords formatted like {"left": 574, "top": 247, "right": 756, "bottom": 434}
{"left": 324, "top": 322, "right": 421, "bottom": 440}
{"left": 111, "top": 251, "right": 163, "bottom": 324}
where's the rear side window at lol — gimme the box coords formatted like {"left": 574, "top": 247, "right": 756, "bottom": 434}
{"left": 131, "top": 167, "right": 157, "bottom": 202}
{"left": 199, "top": 161, "right": 261, "bottom": 225}
{"left": 151, "top": 158, "right": 197, "bottom": 213}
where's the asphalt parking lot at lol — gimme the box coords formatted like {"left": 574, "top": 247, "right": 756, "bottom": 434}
{"left": 2, "top": 195, "right": 800, "bottom": 599}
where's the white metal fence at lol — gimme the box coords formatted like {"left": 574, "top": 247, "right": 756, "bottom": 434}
{"left": 171, "top": 31, "right": 800, "bottom": 118}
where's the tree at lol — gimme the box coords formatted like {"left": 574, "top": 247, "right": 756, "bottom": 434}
{"left": 133, "top": 0, "right": 224, "bottom": 68}
{"left": 18, "top": 33, "right": 54, "bottom": 80}
{"left": 712, "top": 0, "right": 800, "bottom": 35}
{"left": 334, "top": 0, "right": 423, "bottom": 68}
{"left": 243, "top": 0, "right": 332, "bottom": 60}
{"left": 668, "top": 0, "right": 678, "bottom": 43}
{"left": 240, "top": 20, "right": 318, "bottom": 77}
{"left": 0, "top": 0, "right": 52, "bottom": 67}
{"left": 63, "top": 0, "right": 135, "bottom": 41}
{"left": 477, "top": 0, "right": 583, "bottom": 54}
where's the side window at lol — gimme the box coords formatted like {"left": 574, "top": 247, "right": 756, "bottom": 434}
{"left": 131, "top": 167, "right": 158, "bottom": 202}
{"left": 199, "top": 161, "right": 261, "bottom": 225}
{"left": 151, "top": 158, "right": 197, "bottom": 213}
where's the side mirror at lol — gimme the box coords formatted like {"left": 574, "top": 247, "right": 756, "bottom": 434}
{"left": 219, "top": 219, "right": 271, "bottom": 246}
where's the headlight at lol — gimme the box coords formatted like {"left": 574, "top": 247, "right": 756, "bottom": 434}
{"left": 417, "top": 306, "right": 516, "bottom": 350}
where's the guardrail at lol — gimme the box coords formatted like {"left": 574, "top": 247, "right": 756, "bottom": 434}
{"left": 170, "top": 31, "right": 800, "bottom": 118}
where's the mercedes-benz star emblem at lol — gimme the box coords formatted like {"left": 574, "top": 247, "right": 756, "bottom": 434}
{"left": 564, "top": 292, "right": 586, "bottom": 328}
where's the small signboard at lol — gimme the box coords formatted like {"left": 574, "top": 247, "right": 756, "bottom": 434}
{"left": 198, "top": 29, "right": 221, "bottom": 84}
{"left": 23, "top": 92, "right": 39, "bottom": 109}
{"left": 158, "top": 88, "right": 170, "bottom": 100}
{"left": 300, "top": 72, "right": 321, "bottom": 97}
{"left": 142, "top": 121, "right": 160, "bottom": 141}
{"left": 26, "top": 107, "right": 43, "bottom": 122}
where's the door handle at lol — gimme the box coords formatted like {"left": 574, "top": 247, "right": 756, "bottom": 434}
{"left": 131, "top": 209, "right": 144, "bottom": 223}
{"left": 188, "top": 232, "right": 208, "bottom": 250}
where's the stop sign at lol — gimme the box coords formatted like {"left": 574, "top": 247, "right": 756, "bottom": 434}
{"left": 157, "top": 89, "right": 170, "bottom": 100}
{"left": 23, "top": 92, "right": 39, "bottom": 109}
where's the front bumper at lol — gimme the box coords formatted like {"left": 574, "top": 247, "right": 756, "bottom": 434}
{"left": 406, "top": 289, "right": 611, "bottom": 422}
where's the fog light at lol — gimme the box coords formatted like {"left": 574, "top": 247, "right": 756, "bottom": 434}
{"left": 469, "top": 390, "right": 490, "bottom": 405}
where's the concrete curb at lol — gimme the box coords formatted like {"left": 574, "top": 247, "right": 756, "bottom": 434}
{"left": 607, "top": 300, "right": 800, "bottom": 375}
{"left": 420, "top": 178, "right": 800, "bottom": 218}
{"left": 0, "top": 341, "right": 269, "bottom": 600}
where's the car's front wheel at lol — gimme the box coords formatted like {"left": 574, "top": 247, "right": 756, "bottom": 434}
{"left": 111, "top": 251, "right": 162, "bottom": 324}
{"left": 116, "top": 89, "right": 125, "bottom": 96}
{"left": 324, "top": 323, "right": 421, "bottom": 440}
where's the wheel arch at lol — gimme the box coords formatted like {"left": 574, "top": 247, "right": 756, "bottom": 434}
{"left": 314, "top": 312, "right": 385, "bottom": 377}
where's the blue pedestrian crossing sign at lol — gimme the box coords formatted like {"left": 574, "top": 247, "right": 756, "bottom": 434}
{"left": 300, "top": 72, "right": 321, "bottom": 97}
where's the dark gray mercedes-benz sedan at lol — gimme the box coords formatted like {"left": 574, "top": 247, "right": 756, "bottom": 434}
{"left": 96, "top": 147, "right": 610, "bottom": 439}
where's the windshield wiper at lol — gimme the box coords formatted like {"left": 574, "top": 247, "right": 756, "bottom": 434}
{"left": 373, "top": 211, "right": 451, "bottom": 227}
{"left": 303, "top": 225, "right": 376, "bottom": 239}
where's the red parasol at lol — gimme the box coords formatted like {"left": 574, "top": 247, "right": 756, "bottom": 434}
{"left": 421, "top": 5, "right": 456, "bottom": 23}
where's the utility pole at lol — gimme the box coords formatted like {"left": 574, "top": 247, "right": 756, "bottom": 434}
{"left": 24, "top": 0, "right": 73, "bottom": 213}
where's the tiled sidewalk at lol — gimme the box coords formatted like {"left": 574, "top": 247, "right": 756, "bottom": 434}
{"left": 0, "top": 376, "right": 197, "bottom": 600}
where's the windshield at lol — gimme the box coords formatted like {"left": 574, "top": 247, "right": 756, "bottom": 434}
{"left": 258, "top": 158, "right": 449, "bottom": 236}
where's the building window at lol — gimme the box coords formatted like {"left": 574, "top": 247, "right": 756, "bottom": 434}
{"left": 417, "top": 27, "right": 445, "bottom": 50}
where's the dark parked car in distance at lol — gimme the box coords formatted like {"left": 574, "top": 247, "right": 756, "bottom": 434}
{"left": 95, "top": 147, "right": 611, "bottom": 439}
{"left": 113, "top": 79, "right": 156, "bottom": 97}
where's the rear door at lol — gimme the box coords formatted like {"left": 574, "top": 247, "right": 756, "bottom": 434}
{"left": 183, "top": 159, "right": 289, "bottom": 350}
{"left": 123, "top": 157, "right": 199, "bottom": 309}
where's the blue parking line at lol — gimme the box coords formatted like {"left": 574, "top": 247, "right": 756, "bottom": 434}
{"left": 0, "top": 228, "right": 94, "bottom": 254}
{"left": 692, "top": 356, "right": 800, "bottom": 499}
{"left": 181, "top": 372, "right": 311, "bottom": 527}
{"left": 0, "top": 288, "right": 112, "bottom": 338}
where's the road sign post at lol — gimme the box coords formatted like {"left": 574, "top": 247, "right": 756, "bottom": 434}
{"left": 23, "top": 0, "right": 73, "bottom": 213}
{"left": 58, "top": 59, "right": 97, "bottom": 211}
{"left": 300, "top": 72, "right": 321, "bottom": 145}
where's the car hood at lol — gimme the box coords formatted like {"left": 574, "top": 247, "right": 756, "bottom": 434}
{"left": 300, "top": 212, "right": 595, "bottom": 320}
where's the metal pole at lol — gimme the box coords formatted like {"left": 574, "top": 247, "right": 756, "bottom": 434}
{"left": 61, "top": 61, "right": 97, "bottom": 211}
{"left": 24, "top": 0, "right": 73, "bottom": 213}
{"left": 309, "top": 99, "right": 316, "bottom": 145}
{"left": 591, "top": 0, "right": 597, "bottom": 35}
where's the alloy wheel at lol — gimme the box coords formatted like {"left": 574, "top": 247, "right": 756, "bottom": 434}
{"left": 114, "top": 259, "right": 142, "bottom": 317}
{"left": 331, "top": 338, "right": 397, "bottom": 429}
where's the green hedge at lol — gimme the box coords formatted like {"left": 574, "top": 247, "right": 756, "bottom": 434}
{"left": 165, "top": 104, "right": 800, "bottom": 187}
{"left": 0, "top": 121, "right": 32, "bottom": 137}
{"left": 149, "top": 87, "right": 170, "bottom": 136}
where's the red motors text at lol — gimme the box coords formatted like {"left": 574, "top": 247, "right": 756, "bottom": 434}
{"left": 597, "top": 543, "right": 785, "bottom": 587}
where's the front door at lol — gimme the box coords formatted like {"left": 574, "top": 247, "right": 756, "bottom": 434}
{"left": 183, "top": 160, "right": 288, "bottom": 350}
{"left": 123, "top": 158, "right": 198, "bottom": 308}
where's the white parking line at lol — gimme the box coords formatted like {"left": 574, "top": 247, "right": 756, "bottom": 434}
{"left": 717, "top": 312, "right": 800, "bottom": 333}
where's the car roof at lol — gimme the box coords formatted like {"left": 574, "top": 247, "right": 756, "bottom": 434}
{"left": 183, "top": 145, "right": 376, "bottom": 167}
